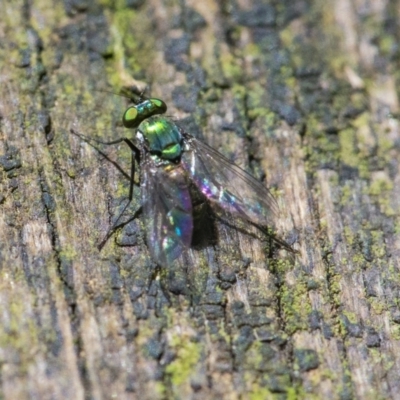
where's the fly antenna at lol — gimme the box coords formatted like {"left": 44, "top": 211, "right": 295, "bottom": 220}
{"left": 137, "top": 85, "right": 149, "bottom": 102}
{"left": 120, "top": 84, "right": 151, "bottom": 103}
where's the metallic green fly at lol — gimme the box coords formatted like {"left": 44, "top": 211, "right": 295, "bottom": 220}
{"left": 72, "top": 95, "right": 294, "bottom": 266}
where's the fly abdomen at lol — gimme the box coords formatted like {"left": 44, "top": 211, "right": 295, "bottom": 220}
{"left": 161, "top": 142, "right": 181, "bottom": 160}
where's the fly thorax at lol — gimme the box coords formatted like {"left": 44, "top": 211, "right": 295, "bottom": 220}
{"left": 139, "top": 116, "right": 183, "bottom": 161}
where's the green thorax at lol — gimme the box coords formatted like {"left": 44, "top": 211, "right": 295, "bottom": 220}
{"left": 138, "top": 116, "right": 183, "bottom": 161}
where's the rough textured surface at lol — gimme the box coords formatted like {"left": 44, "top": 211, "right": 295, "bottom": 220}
{"left": 0, "top": 0, "right": 399, "bottom": 399}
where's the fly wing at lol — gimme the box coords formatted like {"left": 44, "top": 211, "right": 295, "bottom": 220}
{"left": 141, "top": 160, "right": 193, "bottom": 266}
{"left": 181, "top": 136, "right": 279, "bottom": 229}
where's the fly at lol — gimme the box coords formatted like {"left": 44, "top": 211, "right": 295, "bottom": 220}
{"left": 71, "top": 94, "right": 294, "bottom": 266}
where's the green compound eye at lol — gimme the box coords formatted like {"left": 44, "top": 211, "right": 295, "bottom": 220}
{"left": 150, "top": 98, "right": 167, "bottom": 113}
{"left": 123, "top": 98, "right": 168, "bottom": 129}
{"left": 123, "top": 107, "right": 139, "bottom": 128}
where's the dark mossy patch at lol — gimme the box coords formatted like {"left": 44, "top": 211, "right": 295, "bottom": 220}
{"left": 125, "top": 0, "right": 146, "bottom": 9}
{"left": 164, "top": 35, "right": 191, "bottom": 72}
{"left": 173, "top": 7, "right": 207, "bottom": 32}
{"left": 341, "top": 314, "right": 363, "bottom": 338}
{"left": 308, "top": 309, "right": 322, "bottom": 330}
{"left": 294, "top": 348, "right": 319, "bottom": 372}
{"left": 365, "top": 328, "right": 381, "bottom": 348}
{"left": 171, "top": 85, "right": 199, "bottom": 113}
{"left": 0, "top": 148, "right": 22, "bottom": 172}
{"left": 233, "top": 4, "right": 276, "bottom": 28}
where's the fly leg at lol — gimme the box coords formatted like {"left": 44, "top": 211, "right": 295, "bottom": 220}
{"left": 70, "top": 129, "right": 142, "bottom": 250}
{"left": 70, "top": 129, "right": 132, "bottom": 180}
{"left": 70, "top": 128, "right": 128, "bottom": 146}
{"left": 97, "top": 139, "right": 141, "bottom": 250}
{"left": 123, "top": 139, "right": 141, "bottom": 203}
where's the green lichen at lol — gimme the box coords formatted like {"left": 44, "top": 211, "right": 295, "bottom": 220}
{"left": 338, "top": 128, "right": 358, "bottom": 168}
{"left": 244, "top": 341, "right": 279, "bottom": 372}
{"left": 327, "top": 275, "right": 342, "bottom": 326}
{"left": 368, "top": 178, "right": 395, "bottom": 216}
{"left": 341, "top": 311, "right": 358, "bottom": 325}
{"left": 340, "top": 183, "right": 352, "bottom": 206}
{"left": 280, "top": 277, "right": 311, "bottom": 335}
{"left": 249, "top": 384, "right": 273, "bottom": 400}
{"left": 59, "top": 244, "right": 78, "bottom": 262}
{"left": 391, "top": 325, "right": 400, "bottom": 340}
{"left": 220, "top": 51, "right": 243, "bottom": 82}
{"left": 351, "top": 252, "right": 365, "bottom": 266}
{"left": 154, "top": 382, "right": 167, "bottom": 397}
{"left": 0, "top": 296, "right": 41, "bottom": 374}
{"left": 287, "top": 386, "right": 303, "bottom": 400}
{"left": 105, "top": 7, "right": 155, "bottom": 88}
{"left": 342, "top": 226, "right": 355, "bottom": 247}
{"left": 394, "top": 218, "right": 400, "bottom": 235}
{"left": 368, "top": 298, "right": 386, "bottom": 315}
{"left": 242, "top": 42, "right": 262, "bottom": 60}
{"left": 165, "top": 334, "right": 202, "bottom": 387}
{"left": 370, "top": 230, "right": 386, "bottom": 259}
{"left": 272, "top": 257, "right": 292, "bottom": 276}
{"left": 377, "top": 136, "right": 394, "bottom": 162}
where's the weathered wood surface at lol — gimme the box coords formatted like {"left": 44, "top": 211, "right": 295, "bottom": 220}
{"left": 1, "top": 0, "right": 399, "bottom": 399}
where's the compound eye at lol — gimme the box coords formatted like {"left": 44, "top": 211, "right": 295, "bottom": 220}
{"left": 123, "top": 106, "right": 139, "bottom": 128}
{"left": 150, "top": 98, "right": 167, "bottom": 113}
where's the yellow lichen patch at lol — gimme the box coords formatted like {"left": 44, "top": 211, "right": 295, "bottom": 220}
{"left": 165, "top": 333, "right": 202, "bottom": 387}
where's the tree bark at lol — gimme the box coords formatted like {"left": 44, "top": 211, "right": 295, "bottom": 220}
{"left": 0, "top": 0, "right": 399, "bottom": 399}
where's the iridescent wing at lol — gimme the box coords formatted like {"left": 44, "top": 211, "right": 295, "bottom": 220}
{"left": 181, "top": 135, "right": 279, "bottom": 230}
{"left": 141, "top": 159, "right": 193, "bottom": 266}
